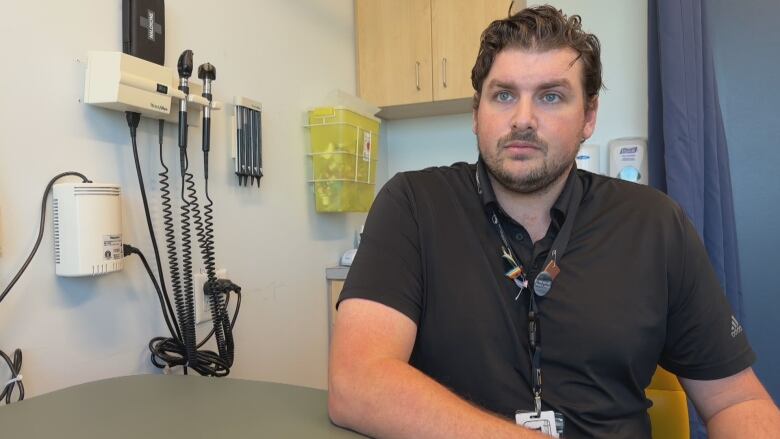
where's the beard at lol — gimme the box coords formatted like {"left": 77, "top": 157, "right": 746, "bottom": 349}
{"left": 480, "top": 128, "right": 578, "bottom": 194}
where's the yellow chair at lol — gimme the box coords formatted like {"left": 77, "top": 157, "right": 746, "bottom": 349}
{"left": 646, "top": 366, "right": 690, "bottom": 439}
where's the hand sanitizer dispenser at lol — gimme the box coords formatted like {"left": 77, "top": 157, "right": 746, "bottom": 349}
{"left": 576, "top": 143, "right": 601, "bottom": 174}
{"left": 608, "top": 138, "right": 648, "bottom": 185}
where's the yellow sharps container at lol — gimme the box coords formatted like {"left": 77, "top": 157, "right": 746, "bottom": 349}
{"left": 307, "top": 106, "right": 380, "bottom": 212}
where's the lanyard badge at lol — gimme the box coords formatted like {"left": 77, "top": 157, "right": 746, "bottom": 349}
{"left": 515, "top": 410, "right": 565, "bottom": 437}
{"left": 478, "top": 163, "right": 583, "bottom": 438}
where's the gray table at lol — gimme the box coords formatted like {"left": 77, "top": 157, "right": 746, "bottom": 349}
{"left": 0, "top": 374, "right": 367, "bottom": 438}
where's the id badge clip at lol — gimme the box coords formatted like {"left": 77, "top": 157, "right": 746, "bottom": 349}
{"left": 516, "top": 410, "right": 565, "bottom": 438}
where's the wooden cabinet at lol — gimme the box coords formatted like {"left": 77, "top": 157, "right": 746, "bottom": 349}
{"left": 326, "top": 266, "right": 349, "bottom": 342}
{"left": 355, "top": 0, "right": 433, "bottom": 107}
{"left": 328, "top": 279, "right": 345, "bottom": 338}
{"left": 431, "top": 0, "right": 512, "bottom": 101}
{"left": 355, "top": 0, "right": 517, "bottom": 119}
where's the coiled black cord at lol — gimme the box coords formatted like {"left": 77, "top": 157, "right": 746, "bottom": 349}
{"left": 155, "top": 119, "right": 185, "bottom": 346}
{"left": 180, "top": 158, "right": 239, "bottom": 374}
{"left": 201, "top": 184, "right": 217, "bottom": 281}
{"left": 178, "top": 149, "right": 199, "bottom": 370}
{"left": 199, "top": 101, "right": 235, "bottom": 366}
{"left": 0, "top": 171, "right": 92, "bottom": 404}
{"left": 126, "top": 111, "right": 240, "bottom": 376}
{"left": 126, "top": 112, "right": 195, "bottom": 373}
{"left": 204, "top": 276, "right": 236, "bottom": 367}
{"left": 202, "top": 179, "right": 233, "bottom": 365}
{"left": 199, "top": 278, "right": 241, "bottom": 375}
{"left": 123, "top": 242, "right": 239, "bottom": 375}
{"left": 126, "top": 242, "right": 242, "bottom": 376}
{"left": 147, "top": 116, "right": 239, "bottom": 376}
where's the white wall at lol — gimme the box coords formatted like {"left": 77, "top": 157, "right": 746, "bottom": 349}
{"left": 0, "top": 0, "right": 362, "bottom": 397}
{"left": 382, "top": 0, "right": 648, "bottom": 179}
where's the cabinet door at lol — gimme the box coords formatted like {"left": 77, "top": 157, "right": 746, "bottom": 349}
{"left": 355, "top": 0, "right": 433, "bottom": 107}
{"left": 431, "top": 0, "right": 512, "bottom": 101}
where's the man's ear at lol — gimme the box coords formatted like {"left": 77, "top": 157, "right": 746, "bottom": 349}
{"left": 582, "top": 96, "right": 599, "bottom": 139}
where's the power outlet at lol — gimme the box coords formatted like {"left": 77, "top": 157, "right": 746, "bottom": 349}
{"left": 194, "top": 268, "right": 227, "bottom": 324}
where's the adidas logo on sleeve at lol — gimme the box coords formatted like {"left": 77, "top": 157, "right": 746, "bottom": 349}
{"left": 730, "top": 315, "right": 743, "bottom": 338}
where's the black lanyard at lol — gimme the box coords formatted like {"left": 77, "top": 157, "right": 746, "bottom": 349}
{"left": 481, "top": 169, "right": 583, "bottom": 415}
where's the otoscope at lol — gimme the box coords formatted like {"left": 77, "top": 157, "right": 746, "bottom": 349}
{"left": 177, "top": 50, "right": 194, "bottom": 155}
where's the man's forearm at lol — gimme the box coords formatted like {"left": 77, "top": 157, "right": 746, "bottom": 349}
{"left": 707, "top": 398, "right": 780, "bottom": 438}
{"left": 329, "top": 358, "right": 546, "bottom": 439}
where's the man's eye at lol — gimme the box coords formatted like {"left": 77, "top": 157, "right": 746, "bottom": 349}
{"left": 496, "top": 91, "right": 514, "bottom": 102}
{"left": 542, "top": 93, "right": 561, "bottom": 104}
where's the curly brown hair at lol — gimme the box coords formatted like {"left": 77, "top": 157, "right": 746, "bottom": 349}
{"left": 471, "top": 5, "right": 603, "bottom": 109}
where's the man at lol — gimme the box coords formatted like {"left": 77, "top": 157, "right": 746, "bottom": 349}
{"left": 329, "top": 5, "right": 779, "bottom": 438}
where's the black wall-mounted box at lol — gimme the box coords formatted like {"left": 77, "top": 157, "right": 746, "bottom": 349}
{"left": 122, "top": 0, "right": 165, "bottom": 65}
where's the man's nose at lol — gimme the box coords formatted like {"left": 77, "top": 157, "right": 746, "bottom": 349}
{"left": 510, "top": 97, "right": 538, "bottom": 132}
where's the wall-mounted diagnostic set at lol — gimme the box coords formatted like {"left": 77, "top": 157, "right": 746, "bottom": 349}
{"left": 1, "top": 1, "right": 246, "bottom": 401}
{"left": 82, "top": 47, "right": 242, "bottom": 377}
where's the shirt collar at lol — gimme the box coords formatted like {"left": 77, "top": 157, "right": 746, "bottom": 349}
{"left": 475, "top": 156, "right": 577, "bottom": 229}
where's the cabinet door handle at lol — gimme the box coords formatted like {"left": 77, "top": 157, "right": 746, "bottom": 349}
{"left": 442, "top": 58, "right": 448, "bottom": 88}
{"left": 415, "top": 61, "right": 421, "bottom": 91}
{"left": 509, "top": 0, "right": 519, "bottom": 15}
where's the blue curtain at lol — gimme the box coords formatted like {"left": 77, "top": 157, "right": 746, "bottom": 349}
{"left": 648, "top": 0, "right": 744, "bottom": 438}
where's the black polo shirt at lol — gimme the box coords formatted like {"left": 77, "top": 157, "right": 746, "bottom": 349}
{"left": 339, "top": 160, "right": 754, "bottom": 438}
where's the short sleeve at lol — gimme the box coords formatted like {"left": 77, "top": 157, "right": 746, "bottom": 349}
{"left": 659, "top": 206, "right": 755, "bottom": 380}
{"left": 337, "top": 173, "right": 424, "bottom": 324}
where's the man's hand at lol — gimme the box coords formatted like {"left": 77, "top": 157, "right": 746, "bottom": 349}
{"left": 681, "top": 368, "right": 780, "bottom": 437}
{"left": 328, "top": 298, "right": 547, "bottom": 439}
